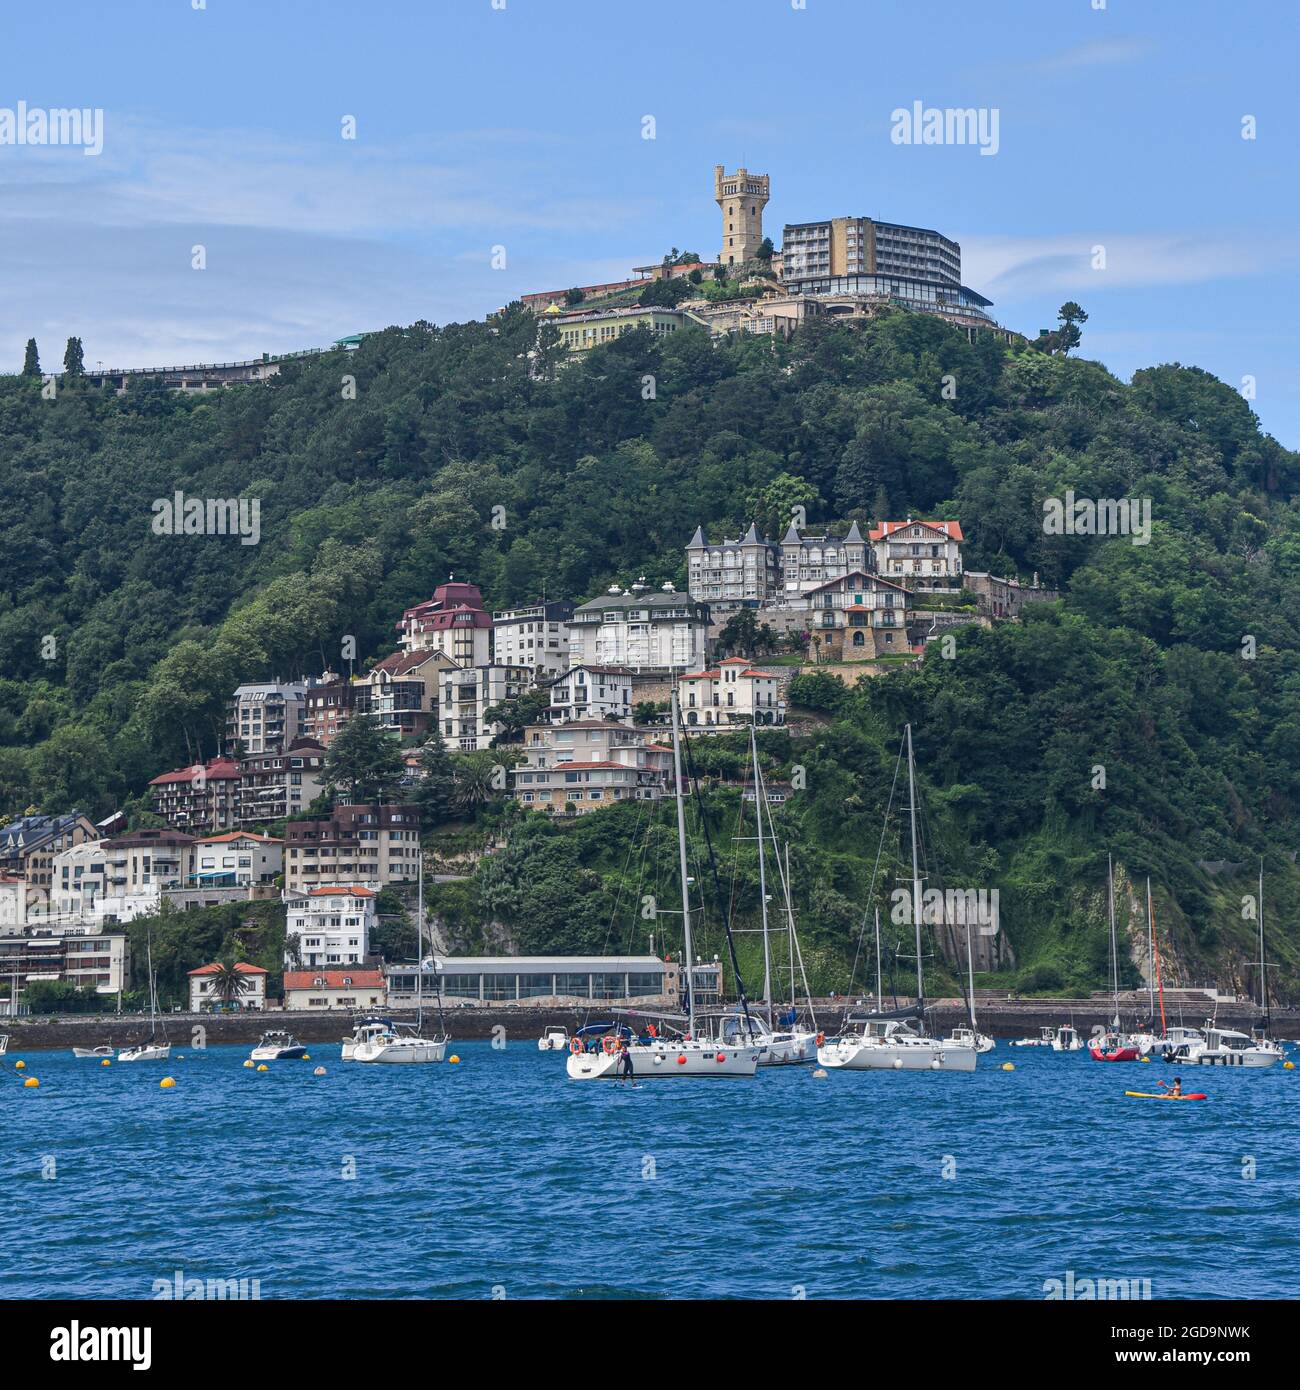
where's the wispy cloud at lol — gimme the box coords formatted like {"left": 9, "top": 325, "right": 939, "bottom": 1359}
{"left": 1030, "top": 38, "right": 1155, "bottom": 73}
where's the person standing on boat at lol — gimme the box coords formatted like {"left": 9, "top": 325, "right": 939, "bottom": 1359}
{"left": 617, "top": 1036, "right": 634, "bottom": 1082}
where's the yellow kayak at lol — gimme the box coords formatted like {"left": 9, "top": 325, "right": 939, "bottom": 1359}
{"left": 1124, "top": 1090, "right": 1207, "bottom": 1101}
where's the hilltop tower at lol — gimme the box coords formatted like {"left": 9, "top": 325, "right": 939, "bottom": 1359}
{"left": 715, "top": 164, "right": 770, "bottom": 267}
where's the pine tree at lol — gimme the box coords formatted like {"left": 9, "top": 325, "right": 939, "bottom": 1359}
{"left": 22, "top": 338, "right": 40, "bottom": 377}
{"left": 63, "top": 337, "right": 85, "bottom": 377}
{"left": 323, "top": 714, "right": 404, "bottom": 803}
{"left": 410, "top": 739, "right": 457, "bottom": 825}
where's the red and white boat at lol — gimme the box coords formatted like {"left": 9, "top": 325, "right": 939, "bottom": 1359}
{"left": 1089, "top": 1031, "right": 1141, "bottom": 1062}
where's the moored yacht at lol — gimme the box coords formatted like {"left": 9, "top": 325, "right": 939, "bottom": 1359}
{"left": 1012, "top": 1026, "right": 1055, "bottom": 1048}
{"left": 119, "top": 933, "right": 170, "bottom": 1063}
{"left": 352, "top": 1020, "right": 448, "bottom": 1064}
{"left": 72, "top": 1045, "right": 115, "bottom": 1059}
{"left": 819, "top": 1016, "right": 977, "bottom": 1072}
{"left": 1181, "top": 1024, "right": 1281, "bottom": 1068}
{"left": 249, "top": 1030, "right": 308, "bottom": 1061}
{"left": 538, "top": 1026, "right": 569, "bottom": 1052}
{"left": 1051, "top": 1024, "right": 1083, "bottom": 1052}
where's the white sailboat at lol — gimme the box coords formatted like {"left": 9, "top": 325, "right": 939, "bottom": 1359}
{"left": 567, "top": 689, "right": 761, "bottom": 1080}
{"left": 1089, "top": 856, "right": 1141, "bottom": 1062}
{"left": 943, "top": 900, "right": 994, "bottom": 1053}
{"left": 118, "top": 933, "right": 170, "bottom": 1062}
{"left": 819, "top": 724, "right": 977, "bottom": 1073}
{"left": 353, "top": 859, "right": 448, "bottom": 1064}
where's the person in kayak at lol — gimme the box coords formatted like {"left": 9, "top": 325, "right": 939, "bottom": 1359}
{"left": 1158, "top": 1076, "right": 1183, "bottom": 1097}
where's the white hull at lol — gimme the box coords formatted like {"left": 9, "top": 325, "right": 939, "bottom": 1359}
{"left": 538, "top": 1031, "right": 568, "bottom": 1052}
{"left": 818, "top": 1037, "right": 977, "bottom": 1072}
{"left": 567, "top": 1040, "right": 761, "bottom": 1080}
{"left": 353, "top": 1037, "right": 447, "bottom": 1064}
{"left": 118, "top": 1043, "right": 170, "bottom": 1062}
{"left": 1181, "top": 1048, "right": 1279, "bottom": 1069}
{"left": 0, "top": 1035, "right": 9, "bottom": 1055}
{"left": 1051, "top": 1038, "right": 1084, "bottom": 1052}
{"left": 757, "top": 1030, "right": 818, "bottom": 1066}
{"left": 73, "top": 1046, "right": 114, "bottom": 1059}
{"left": 249, "top": 1046, "right": 307, "bottom": 1061}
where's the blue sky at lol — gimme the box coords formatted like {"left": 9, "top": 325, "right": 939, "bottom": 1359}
{"left": 2, "top": 0, "right": 1297, "bottom": 443}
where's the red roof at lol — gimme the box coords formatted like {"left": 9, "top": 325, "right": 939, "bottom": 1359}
{"left": 188, "top": 961, "right": 268, "bottom": 977}
{"left": 870, "top": 520, "right": 964, "bottom": 542}
{"left": 304, "top": 886, "right": 375, "bottom": 898}
{"left": 195, "top": 831, "right": 282, "bottom": 845}
{"left": 536, "top": 761, "right": 639, "bottom": 771}
{"left": 283, "top": 969, "right": 384, "bottom": 991}
{"left": 680, "top": 665, "right": 780, "bottom": 681}
{"left": 149, "top": 757, "right": 242, "bottom": 786}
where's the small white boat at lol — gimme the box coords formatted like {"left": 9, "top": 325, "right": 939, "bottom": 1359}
{"left": 353, "top": 1021, "right": 448, "bottom": 1064}
{"left": 819, "top": 1017, "right": 977, "bottom": 1072}
{"left": 1150, "top": 1025, "right": 1204, "bottom": 1060}
{"left": 1012, "top": 1026, "right": 1055, "bottom": 1048}
{"left": 0, "top": 1034, "right": 9, "bottom": 1056}
{"left": 72, "top": 1045, "right": 115, "bottom": 1059}
{"left": 538, "top": 1026, "right": 569, "bottom": 1052}
{"left": 1181, "top": 1025, "right": 1281, "bottom": 1069}
{"left": 342, "top": 1018, "right": 392, "bottom": 1061}
{"left": 1051, "top": 1024, "right": 1083, "bottom": 1052}
{"left": 249, "top": 1030, "right": 308, "bottom": 1061}
{"left": 945, "top": 1024, "right": 995, "bottom": 1054}
{"left": 118, "top": 1041, "right": 171, "bottom": 1063}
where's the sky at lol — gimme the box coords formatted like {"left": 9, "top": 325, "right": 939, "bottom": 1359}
{"left": 2, "top": 0, "right": 1298, "bottom": 443}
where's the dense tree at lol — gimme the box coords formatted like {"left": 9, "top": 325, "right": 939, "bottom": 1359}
{"left": 323, "top": 714, "right": 405, "bottom": 803}
{"left": 22, "top": 338, "right": 40, "bottom": 377}
{"left": 62, "top": 336, "right": 85, "bottom": 376}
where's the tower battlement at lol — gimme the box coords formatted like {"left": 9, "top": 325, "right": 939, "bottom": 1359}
{"left": 714, "top": 164, "right": 770, "bottom": 267}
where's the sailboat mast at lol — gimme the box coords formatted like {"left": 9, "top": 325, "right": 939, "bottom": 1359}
{"left": 1107, "top": 855, "right": 1119, "bottom": 1029}
{"left": 905, "top": 724, "right": 925, "bottom": 1018}
{"left": 749, "top": 725, "right": 773, "bottom": 1011}
{"left": 874, "top": 907, "right": 882, "bottom": 1011}
{"left": 965, "top": 912, "right": 977, "bottom": 1031}
{"left": 1149, "top": 882, "right": 1167, "bottom": 1035}
{"left": 416, "top": 855, "right": 424, "bottom": 1030}
{"left": 1145, "top": 875, "right": 1154, "bottom": 1022}
{"left": 670, "top": 689, "right": 696, "bottom": 1036}
{"left": 1258, "top": 857, "right": 1268, "bottom": 1023}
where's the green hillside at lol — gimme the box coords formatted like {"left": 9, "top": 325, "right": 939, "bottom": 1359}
{"left": 3, "top": 306, "right": 1299, "bottom": 998}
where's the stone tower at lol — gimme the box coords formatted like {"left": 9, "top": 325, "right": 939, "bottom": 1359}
{"left": 715, "top": 164, "right": 770, "bottom": 267}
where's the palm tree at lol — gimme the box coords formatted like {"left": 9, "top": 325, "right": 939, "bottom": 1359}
{"left": 206, "top": 960, "right": 250, "bottom": 1010}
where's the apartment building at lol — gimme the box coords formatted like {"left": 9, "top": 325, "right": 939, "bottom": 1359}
{"left": 512, "top": 720, "right": 670, "bottom": 815}
{"left": 801, "top": 571, "right": 911, "bottom": 661}
{"left": 396, "top": 580, "right": 492, "bottom": 665}
{"left": 438, "top": 663, "right": 536, "bottom": 751}
{"left": 227, "top": 681, "right": 307, "bottom": 755}
{"left": 0, "top": 928, "right": 130, "bottom": 997}
{"left": 547, "top": 664, "right": 634, "bottom": 723}
{"left": 303, "top": 676, "right": 368, "bottom": 747}
{"left": 362, "top": 649, "right": 455, "bottom": 739}
{"left": 679, "top": 657, "right": 785, "bottom": 728}
{"left": 870, "top": 520, "right": 964, "bottom": 586}
{"left": 569, "top": 584, "right": 711, "bottom": 673}
{"left": 96, "top": 829, "right": 195, "bottom": 923}
{"left": 238, "top": 738, "right": 327, "bottom": 827}
{"left": 282, "top": 803, "right": 420, "bottom": 894}
{"left": 189, "top": 832, "right": 283, "bottom": 887}
{"left": 685, "top": 523, "right": 781, "bottom": 605}
{"left": 0, "top": 873, "right": 25, "bottom": 931}
{"left": 283, "top": 886, "right": 375, "bottom": 969}
{"left": 147, "top": 756, "right": 242, "bottom": 834}
{"left": 0, "top": 813, "right": 99, "bottom": 898}
{"left": 492, "top": 600, "right": 575, "bottom": 677}
{"left": 551, "top": 305, "right": 695, "bottom": 352}
{"left": 780, "top": 521, "right": 870, "bottom": 596}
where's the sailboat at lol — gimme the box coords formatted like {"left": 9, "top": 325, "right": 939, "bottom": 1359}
{"left": 353, "top": 859, "right": 449, "bottom": 1063}
{"left": 818, "top": 725, "right": 977, "bottom": 1073}
{"left": 1089, "top": 855, "right": 1139, "bottom": 1062}
{"left": 566, "top": 688, "right": 762, "bottom": 1080}
{"left": 943, "top": 899, "right": 995, "bottom": 1053}
{"left": 731, "top": 728, "right": 818, "bottom": 1066}
{"left": 118, "top": 932, "right": 170, "bottom": 1062}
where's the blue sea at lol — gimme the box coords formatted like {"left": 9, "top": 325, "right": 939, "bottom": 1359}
{"left": 3, "top": 1041, "right": 1297, "bottom": 1300}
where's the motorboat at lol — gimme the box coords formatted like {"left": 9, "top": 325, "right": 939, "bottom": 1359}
{"left": 72, "top": 1045, "right": 115, "bottom": 1059}
{"left": 819, "top": 1016, "right": 978, "bottom": 1072}
{"left": 1012, "top": 1026, "right": 1055, "bottom": 1048}
{"left": 1089, "top": 1031, "right": 1141, "bottom": 1062}
{"left": 1051, "top": 1024, "right": 1083, "bottom": 1052}
{"left": 0, "top": 1034, "right": 8, "bottom": 1056}
{"left": 1153, "top": 1025, "right": 1204, "bottom": 1061}
{"left": 1180, "top": 1024, "right": 1281, "bottom": 1069}
{"left": 538, "top": 1026, "right": 569, "bottom": 1052}
{"left": 249, "top": 1030, "right": 308, "bottom": 1061}
{"left": 945, "top": 1024, "right": 995, "bottom": 1054}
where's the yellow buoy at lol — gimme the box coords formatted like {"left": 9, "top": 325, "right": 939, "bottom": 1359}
{"left": 449, "top": 1055, "right": 461, "bottom": 1064}
{"left": 302, "top": 1054, "right": 310, "bottom": 1061}
{"left": 1140, "top": 1055, "right": 1150, "bottom": 1063}
{"left": 14, "top": 1060, "right": 25, "bottom": 1070}
{"left": 313, "top": 1066, "right": 326, "bottom": 1076}
{"left": 243, "top": 1059, "right": 254, "bottom": 1068}
{"left": 23, "top": 1077, "right": 39, "bottom": 1088}
{"left": 256, "top": 1064, "right": 268, "bottom": 1072}
{"left": 1284, "top": 1060, "right": 1295, "bottom": 1070}
{"left": 1001, "top": 1061, "right": 1015, "bottom": 1071}
{"left": 101, "top": 1059, "right": 111, "bottom": 1067}
{"left": 160, "top": 1077, "right": 176, "bottom": 1089}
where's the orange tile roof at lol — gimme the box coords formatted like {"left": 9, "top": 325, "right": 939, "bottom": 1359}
{"left": 869, "top": 519, "right": 964, "bottom": 542}
{"left": 187, "top": 961, "right": 268, "bottom": 977}
{"left": 195, "top": 831, "right": 283, "bottom": 844}
{"left": 284, "top": 969, "right": 384, "bottom": 991}
{"left": 304, "top": 886, "right": 376, "bottom": 898}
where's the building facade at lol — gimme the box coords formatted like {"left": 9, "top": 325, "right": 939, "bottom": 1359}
{"left": 189, "top": 832, "right": 283, "bottom": 887}
{"left": 187, "top": 961, "right": 268, "bottom": 1012}
{"left": 779, "top": 520, "right": 869, "bottom": 596}
{"left": 227, "top": 681, "right": 307, "bottom": 755}
{"left": 869, "top": 520, "right": 964, "bottom": 585}
{"left": 491, "top": 600, "right": 575, "bottom": 677}
{"left": 282, "top": 803, "right": 420, "bottom": 894}
{"left": 303, "top": 676, "right": 368, "bottom": 748}
{"left": 802, "top": 571, "right": 911, "bottom": 661}
{"left": 569, "top": 585, "right": 711, "bottom": 673}
{"left": 550, "top": 304, "right": 695, "bottom": 352}
{"left": 0, "top": 813, "right": 99, "bottom": 900}
{"left": 715, "top": 164, "right": 770, "bottom": 266}
{"left": 0, "top": 927, "right": 130, "bottom": 997}
{"left": 547, "top": 664, "right": 634, "bottom": 723}
{"left": 283, "top": 968, "right": 386, "bottom": 1011}
{"left": 238, "top": 738, "right": 327, "bottom": 827}
{"left": 284, "top": 886, "right": 375, "bottom": 969}
{"left": 388, "top": 954, "right": 673, "bottom": 1008}
{"left": 396, "top": 580, "right": 493, "bottom": 665}
{"left": 438, "top": 663, "right": 536, "bottom": 752}
{"left": 685, "top": 522, "right": 781, "bottom": 604}
{"left": 512, "top": 721, "right": 670, "bottom": 815}
{"left": 362, "top": 650, "right": 455, "bottom": 740}
{"left": 678, "top": 657, "right": 785, "bottom": 728}
{"left": 148, "top": 757, "right": 242, "bottom": 835}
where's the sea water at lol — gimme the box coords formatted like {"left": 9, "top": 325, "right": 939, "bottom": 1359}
{"left": 3, "top": 1042, "right": 1296, "bottom": 1299}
